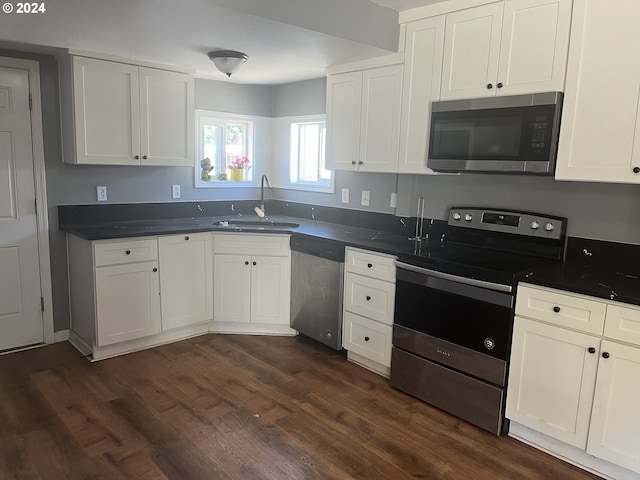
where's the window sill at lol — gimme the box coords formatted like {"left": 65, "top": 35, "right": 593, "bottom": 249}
{"left": 274, "top": 183, "right": 335, "bottom": 194}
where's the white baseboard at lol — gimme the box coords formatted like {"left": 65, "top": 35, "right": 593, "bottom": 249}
{"left": 210, "top": 322, "right": 298, "bottom": 336}
{"left": 53, "top": 329, "right": 70, "bottom": 343}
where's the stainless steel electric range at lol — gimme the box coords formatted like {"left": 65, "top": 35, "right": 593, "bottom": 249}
{"left": 390, "top": 207, "right": 567, "bottom": 435}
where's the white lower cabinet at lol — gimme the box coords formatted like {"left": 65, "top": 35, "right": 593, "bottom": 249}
{"left": 68, "top": 235, "right": 169, "bottom": 360}
{"left": 94, "top": 260, "right": 161, "bottom": 346}
{"left": 342, "top": 247, "right": 396, "bottom": 377}
{"left": 212, "top": 233, "right": 294, "bottom": 335}
{"left": 507, "top": 283, "right": 640, "bottom": 478}
{"left": 158, "top": 232, "right": 213, "bottom": 330}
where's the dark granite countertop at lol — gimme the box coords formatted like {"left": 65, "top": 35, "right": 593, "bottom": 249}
{"left": 60, "top": 214, "right": 426, "bottom": 260}
{"left": 517, "top": 237, "right": 640, "bottom": 307}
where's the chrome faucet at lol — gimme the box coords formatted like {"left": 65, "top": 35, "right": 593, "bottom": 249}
{"left": 259, "top": 173, "right": 272, "bottom": 215}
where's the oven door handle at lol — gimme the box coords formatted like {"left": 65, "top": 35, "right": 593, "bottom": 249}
{"left": 395, "top": 261, "right": 512, "bottom": 293}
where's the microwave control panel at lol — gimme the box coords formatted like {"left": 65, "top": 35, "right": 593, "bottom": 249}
{"left": 530, "top": 116, "right": 549, "bottom": 153}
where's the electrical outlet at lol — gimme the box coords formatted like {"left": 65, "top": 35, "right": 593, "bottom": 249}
{"left": 341, "top": 188, "right": 349, "bottom": 204}
{"left": 171, "top": 184, "right": 181, "bottom": 199}
{"left": 96, "top": 186, "right": 107, "bottom": 202}
{"left": 361, "top": 190, "right": 370, "bottom": 207}
{"left": 390, "top": 192, "right": 397, "bottom": 208}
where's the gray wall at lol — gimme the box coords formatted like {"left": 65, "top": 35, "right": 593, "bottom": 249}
{"left": 270, "top": 77, "right": 398, "bottom": 214}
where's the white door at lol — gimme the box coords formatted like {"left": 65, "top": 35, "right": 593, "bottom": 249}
{"left": 72, "top": 57, "right": 140, "bottom": 165}
{"left": 497, "top": 0, "right": 571, "bottom": 96}
{"left": 506, "top": 317, "right": 600, "bottom": 449}
{"left": 0, "top": 66, "right": 43, "bottom": 351}
{"left": 139, "top": 67, "right": 194, "bottom": 167}
{"left": 250, "top": 255, "right": 290, "bottom": 325}
{"left": 440, "top": 2, "right": 504, "bottom": 100}
{"left": 213, "top": 254, "right": 251, "bottom": 323}
{"left": 159, "top": 233, "right": 213, "bottom": 330}
{"left": 325, "top": 71, "right": 362, "bottom": 171}
{"left": 95, "top": 261, "right": 161, "bottom": 346}
{"left": 398, "top": 15, "right": 445, "bottom": 174}
{"left": 359, "top": 64, "right": 403, "bottom": 173}
{"left": 587, "top": 340, "right": 640, "bottom": 473}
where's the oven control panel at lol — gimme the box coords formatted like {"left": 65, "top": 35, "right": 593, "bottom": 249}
{"left": 448, "top": 207, "right": 564, "bottom": 240}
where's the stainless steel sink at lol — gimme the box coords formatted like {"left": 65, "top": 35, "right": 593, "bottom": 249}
{"left": 215, "top": 220, "right": 299, "bottom": 228}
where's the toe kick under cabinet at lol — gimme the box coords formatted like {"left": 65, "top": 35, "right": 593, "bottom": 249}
{"left": 342, "top": 247, "right": 396, "bottom": 377}
{"left": 67, "top": 233, "right": 213, "bottom": 361}
{"left": 507, "top": 283, "right": 640, "bottom": 479}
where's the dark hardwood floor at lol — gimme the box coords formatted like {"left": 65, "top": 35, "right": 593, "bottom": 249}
{"left": 0, "top": 335, "right": 600, "bottom": 480}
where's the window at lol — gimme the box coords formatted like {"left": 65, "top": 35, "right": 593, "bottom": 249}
{"left": 289, "top": 118, "right": 332, "bottom": 191}
{"left": 195, "top": 110, "right": 254, "bottom": 187}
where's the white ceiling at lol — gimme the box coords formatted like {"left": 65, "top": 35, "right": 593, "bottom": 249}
{"left": 0, "top": 0, "right": 444, "bottom": 85}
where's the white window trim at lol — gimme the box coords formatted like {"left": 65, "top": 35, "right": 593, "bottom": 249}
{"left": 194, "top": 109, "right": 257, "bottom": 188}
{"left": 275, "top": 114, "right": 334, "bottom": 194}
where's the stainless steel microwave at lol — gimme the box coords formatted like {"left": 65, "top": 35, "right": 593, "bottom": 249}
{"left": 427, "top": 92, "right": 563, "bottom": 175}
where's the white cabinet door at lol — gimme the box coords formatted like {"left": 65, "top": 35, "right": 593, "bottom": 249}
{"left": 587, "top": 340, "right": 640, "bottom": 473}
{"left": 325, "top": 71, "right": 362, "bottom": 171}
{"left": 250, "top": 255, "right": 290, "bottom": 325}
{"left": 139, "top": 68, "right": 194, "bottom": 167}
{"left": 506, "top": 316, "right": 600, "bottom": 448}
{"left": 359, "top": 64, "right": 403, "bottom": 172}
{"left": 556, "top": 0, "right": 640, "bottom": 183}
{"left": 497, "top": 0, "right": 571, "bottom": 96}
{"left": 72, "top": 57, "right": 140, "bottom": 165}
{"left": 441, "top": 2, "right": 504, "bottom": 100}
{"left": 213, "top": 254, "right": 251, "bottom": 323}
{"left": 95, "top": 261, "right": 161, "bottom": 346}
{"left": 398, "top": 15, "right": 445, "bottom": 174}
{"left": 159, "top": 233, "right": 213, "bottom": 331}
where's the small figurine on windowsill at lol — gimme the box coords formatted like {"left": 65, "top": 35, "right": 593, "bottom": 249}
{"left": 200, "top": 157, "right": 214, "bottom": 181}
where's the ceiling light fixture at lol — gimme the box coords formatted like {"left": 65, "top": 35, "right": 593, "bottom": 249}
{"left": 207, "top": 50, "right": 248, "bottom": 78}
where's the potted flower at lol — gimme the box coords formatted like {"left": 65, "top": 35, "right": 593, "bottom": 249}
{"left": 228, "top": 155, "right": 251, "bottom": 181}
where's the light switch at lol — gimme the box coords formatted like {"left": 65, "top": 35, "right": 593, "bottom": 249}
{"left": 361, "top": 190, "right": 370, "bottom": 207}
{"left": 390, "top": 192, "right": 397, "bottom": 208}
{"left": 341, "top": 188, "right": 349, "bottom": 204}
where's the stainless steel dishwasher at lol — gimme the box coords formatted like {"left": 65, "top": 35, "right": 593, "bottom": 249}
{"left": 290, "top": 236, "right": 345, "bottom": 350}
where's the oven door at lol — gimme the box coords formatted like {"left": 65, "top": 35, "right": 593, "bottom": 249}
{"left": 393, "top": 262, "right": 514, "bottom": 386}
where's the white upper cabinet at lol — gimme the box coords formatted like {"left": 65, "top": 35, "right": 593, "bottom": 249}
{"left": 441, "top": 0, "right": 571, "bottom": 100}
{"left": 139, "top": 67, "right": 195, "bottom": 167}
{"left": 325, "top": 71, "right": 362, "bottom": 171}
{"left": 359, "top": 65, "right": 403, "bottom": 172}
{"left": 555, "top": 0, "right": 640, "bottom": 183}
{"left": 61, "top": 55, "right": 194, "bottom": 166}
{"left": 398, "top": 15, "right": 446, "bottom": 174}
{"left": 69, "top": 57, "right": 140, "bottom": 166}
{"left": 325, "top": 64, "right": 402, "bottom": 173}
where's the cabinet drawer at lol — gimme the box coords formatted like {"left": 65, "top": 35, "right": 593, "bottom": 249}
{"left": 94, "top": 238, "right": 158, "bottom": 267}
{"left": 604, "top": 304, "right": 640, "bottom": 347}
{"left": 346, "top": 247, "right": 396, "bottom": 282}
{"left": 214, "top": 233, "right": 289, "bottom": 256}
{"left": 516, "top": 284, "right": 606, "bottom": 336}
{"left": 343, "top": 311, "right": 392, "bottom": 367}
{"left": 344, "top": 272, "right": 395, "bottom": 325}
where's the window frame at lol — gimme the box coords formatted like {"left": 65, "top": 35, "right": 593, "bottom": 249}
{"left": 285, "top": 114, "right": 334, "bottom": 193}
{"left": 194, "top": 109, "right": 256, "bottom": 188}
